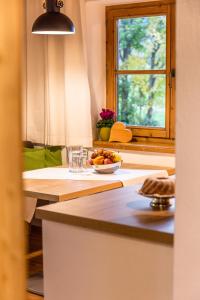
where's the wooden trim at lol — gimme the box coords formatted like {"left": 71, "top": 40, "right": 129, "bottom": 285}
{"left": 106, "top": 9, "right": 115, "bottom": 111}
{"left": 132, "top": 136, "right": 174, "bottom": 144}
{"left": 93, "top": 140, "right": 175, "bottom": 154}
{"left": 169, "top": 2, "right": 176, "bottom": 138}
{"left": 106, "top": 1, "right": 176, "bottom": 140}
{"left": 116, "top": 70, "right": 167, "bottom": 74}
{"left": 130, "top": 127, "right": 169, "bottom": 138}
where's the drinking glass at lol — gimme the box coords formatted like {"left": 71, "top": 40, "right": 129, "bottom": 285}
{"left": 67, "top": 145, "right": 84, "bottom": 173}
{"left": 82, "top": 148, "right": 89, "bottom": 168}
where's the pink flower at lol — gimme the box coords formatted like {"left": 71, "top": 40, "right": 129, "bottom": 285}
{"left": 100, "top": 108, "right": 115, "bottom": 120}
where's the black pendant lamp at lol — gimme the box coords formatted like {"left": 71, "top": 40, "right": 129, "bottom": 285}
{"left": 32, "top": 0, "right": 75, "bottom": 35}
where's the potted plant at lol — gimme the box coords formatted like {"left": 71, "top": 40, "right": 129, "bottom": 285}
{"left": 96, "top": 108, "right": 115, "bottom": 141}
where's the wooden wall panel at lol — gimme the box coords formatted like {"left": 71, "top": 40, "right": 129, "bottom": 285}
{"left": 0, "top": 1, "right": 25, "bottom": 300}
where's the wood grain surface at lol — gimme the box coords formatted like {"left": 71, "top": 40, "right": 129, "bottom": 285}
{"left": 0, "top": 1, "right": 26, "bottom": 300}
{"left": 36, "top": 185, "right": 174, "bottom": 245}
{"left": 24, "top": 164, "right": 175, "bottom": 201}
{"left": 24, "top": 179, "right": 122, "bottom": 202}
{"left": 109, "top": 122, "right": 132, "bottom": 143}
{"left": 94, "top": 140, "right": 176, "bottom": 154}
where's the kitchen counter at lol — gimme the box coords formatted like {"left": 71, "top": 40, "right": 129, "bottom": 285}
{"left": 36, "top": 185, "right": 174, "bottom": 245}
{"left": 37, "top": 185, "right": 175, "bottom": 300}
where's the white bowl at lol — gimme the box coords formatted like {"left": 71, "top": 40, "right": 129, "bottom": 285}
{"left": 92, "top": 161, "right": 121, "bottom": 174}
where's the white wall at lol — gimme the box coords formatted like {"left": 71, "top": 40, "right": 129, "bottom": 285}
{"left": 174, "top": 1, "right": 200, "bottom": 299}
{"left": 86, "top": 1, "right": 106, "bottom": 133}
{"left": 118, "top": 150, "right": 175, "bottom": 167}
{"left": 85, "top": 0, "right": 175, "bottom": 167}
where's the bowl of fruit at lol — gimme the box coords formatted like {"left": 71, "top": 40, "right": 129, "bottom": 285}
{"left": 88, "top": 149, "right": 122, "bottom": 174}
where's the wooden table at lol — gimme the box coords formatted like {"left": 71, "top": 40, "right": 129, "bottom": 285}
{"left": 24, "top": 179, "right": 122, "bottom": 202}
{"left": 24, "top": 174, "right": 122, "bottom": 280}
{"left": 24, "top": 164, "right": 175, "bottom": 202}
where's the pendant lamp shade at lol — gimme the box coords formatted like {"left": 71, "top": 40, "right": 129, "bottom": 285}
{"left": 32, "top": 0, "right": 75, "bottom": 35}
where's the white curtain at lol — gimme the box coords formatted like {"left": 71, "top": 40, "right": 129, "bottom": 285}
{"left": 24, "top": 0, "right": 93, "bottom": 147}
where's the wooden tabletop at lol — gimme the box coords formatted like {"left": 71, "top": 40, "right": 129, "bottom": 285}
{"left": 23, "top": 164, "right": 175, "bottom": 202}
{"left": 24, "top": 179, "right": 122, "bottom": 202}
{"left": 36, "top": 185, "right": 175, "bottom": 245}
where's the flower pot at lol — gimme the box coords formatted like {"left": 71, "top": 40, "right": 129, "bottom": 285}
{"left": 99, "top": 127, "right": 111, "bottom": 141}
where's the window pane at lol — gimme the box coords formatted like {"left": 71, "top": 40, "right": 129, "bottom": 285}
{"left": 117, "top": 16, "right": 166, "bottom": 70}
{"left": 117, "top": 74, "right": 166, "bottom": 128}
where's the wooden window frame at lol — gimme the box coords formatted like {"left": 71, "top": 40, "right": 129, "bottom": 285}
{"left": 106, "top": 0, "right": 175, "bottom": 141}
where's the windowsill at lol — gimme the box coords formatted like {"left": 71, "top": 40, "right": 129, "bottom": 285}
{"left": 93, "top": 140, "right": 175, "bottom": 154}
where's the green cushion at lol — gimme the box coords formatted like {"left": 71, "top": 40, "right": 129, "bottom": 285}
{"left": 24, "top": 147, "right": 43, "bottom": 152}
{"left": 23, "top": 146, "right": 62, "bottom": 171}
{"left": 47, "top": 146, "right": 62, "bottom": 152}
{"left": 24, "top": 148, "right": 46, "bottom": 171}
{"left": 45, "top": 148, "right": 62, "bottom": 167}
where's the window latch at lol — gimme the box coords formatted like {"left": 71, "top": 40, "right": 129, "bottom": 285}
{"left": 169, "top": 69, "right": 176, "bottom": 88}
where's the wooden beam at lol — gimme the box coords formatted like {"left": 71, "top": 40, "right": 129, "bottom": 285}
{"left": 0, "top": 1, "right": 25, "bottom": 300}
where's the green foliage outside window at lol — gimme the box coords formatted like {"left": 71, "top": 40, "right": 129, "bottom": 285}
{"left": 117, "top": 16, "right": 167, "bottom": 128}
